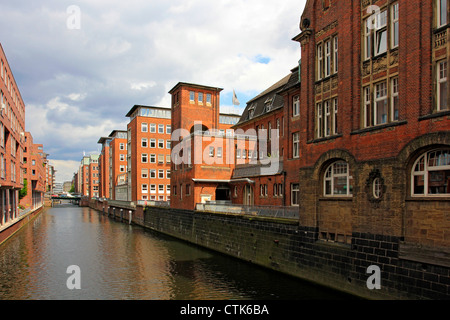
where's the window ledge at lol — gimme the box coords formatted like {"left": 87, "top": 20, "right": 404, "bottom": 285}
{"left": 307, "top": 134, "right": 343, "bottom": 144}
{"left": 418, "top": 110, "right": 450, "bottom": 121}
{"left": 406, "top": 196, "right": 450, "bottom": 201}
{"left": 350, "top": 120, "right": 407, "bottom": 135}
{"left": 319, "top": 196, "right": 353, "bottom": 201}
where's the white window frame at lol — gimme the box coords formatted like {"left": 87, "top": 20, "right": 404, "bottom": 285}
{"left": 142, "top": 184, "right": 148, "bottom": 194}
{"left": 437, "top": 60, "right": 448, "bottom": 111}
{"left": 150, "top": 123, "right": 156, "bottom": 133}
{"left": 363, "top": 86, "right": 372, "bottom": 127}
{"left": 412, "top": 149, "right": 450, "bottom": 197}
{"left": 374, "top": 9, "right": 388, "bottom": 56}
{"left": 293, "top": 132, "right": 300, "bottom": 158}
{"left": 391, "top": 3, "right": 399, "bottom": 49}
{"left": 141, "top": 123, "right": 148, "bottom": 133}
{"left": 141, "top": 153, "right": 148, "bottom": 163}
{"left": 291, "top": 183, "right": 299, "bottom": 206}
{"left": 374, "top": 81, "right": 388, "bottom": 125}
{"left": 333, "top": 36, "right": 338, "bottom": 74}
{"left": 325, "top": 39, "right": 331, "bottom": 78}
{"left": 391, "top": 77, "right": 399, "bottom": 121}
{"left": 317, "top": 43, "right": 323, "bottom": 80}
{"left": 316, "top": 103, "right": 323, "bottom": 138}
{"left": 293, "top": 95, "right": 300, "bottom": 117}
{"left": 324, "top": 161, "right": 352, "bottom": 197}
{"left": 141, "top": 138, "right": 148, "bottom": 148}
{"left": 437, "top": 0, "right": 448, "bottom": 28}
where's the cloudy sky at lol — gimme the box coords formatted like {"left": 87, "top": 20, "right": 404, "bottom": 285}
{"left": 0, "top": 0, "right": 306, "bottom": 183}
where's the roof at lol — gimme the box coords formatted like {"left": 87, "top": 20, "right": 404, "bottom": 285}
{"left": 168, "top": 82, "right": 223, "bottom": 94}
{"left": 235, "top": 67, "right": 300, "bottom": 126}
{"left": 125, "top": 105, "right": 171, "bottom": 117}
{"left": 97, "top": 137, "right": 112, "bottom": 144}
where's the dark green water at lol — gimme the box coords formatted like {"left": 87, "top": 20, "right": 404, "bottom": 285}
{"left": 0, "top": 204, "right": 354, "bottom": 300}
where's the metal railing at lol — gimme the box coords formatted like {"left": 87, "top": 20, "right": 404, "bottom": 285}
{"left": 195, "top": 201, "right": 299, "bottom": 220}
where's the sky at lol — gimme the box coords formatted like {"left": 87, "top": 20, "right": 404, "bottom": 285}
{"left": 0, "top": 0, "right": 306, "bottom": 183}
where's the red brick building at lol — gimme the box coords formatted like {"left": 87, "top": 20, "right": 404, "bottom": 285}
{"left": 20, "top": 132, "right": 46, "bottom": 210}
{"left": 98, "top": 136, "right": 111, "bottom": 199}
{"left": 292, "top": 0, "right": 449, "bottom": 251}
{"left": 169, "top": 83, "right": 240, "bottom": 210}
{"left": 0, "top": 43, "right": 27, "bottom": 226}
{"left": 126, "top": 105, "right": 172, "bottom": 203}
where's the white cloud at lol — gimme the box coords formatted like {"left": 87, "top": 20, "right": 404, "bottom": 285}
{"left": 3, "top": 0, "right": 307, "bottom": 182}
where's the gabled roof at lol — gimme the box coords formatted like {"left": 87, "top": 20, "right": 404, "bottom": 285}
{"left": 235, "top": 67, "right": 300, "bottom": 126}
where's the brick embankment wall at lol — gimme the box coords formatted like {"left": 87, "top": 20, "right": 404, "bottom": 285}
{"left": 139, "top": 206, "right": 449, "bottom": 300}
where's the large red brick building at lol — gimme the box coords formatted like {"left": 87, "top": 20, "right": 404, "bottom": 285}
{"left": 126, "top": 105, "right": 172, "bottom": 203}
{"left": 169, "top": 83, "right": 241, "bottom": 210}
{"left": 292, "top": 0, "right": 449, "bottom": 251}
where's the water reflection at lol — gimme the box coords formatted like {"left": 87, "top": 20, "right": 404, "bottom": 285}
{"left": 0, "top": 205, "right": 353, "bottom": 300}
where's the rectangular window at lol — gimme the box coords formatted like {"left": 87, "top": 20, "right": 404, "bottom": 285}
{"left": 209, "top": 147, "right": 214, "bottom": 157}
{"left": 141, "top": 154, "right": 148, "bottom": 163}
{"left": 324, "top": 100, "right": 331, "bottom": 137}
{"left": 166, "top": 170, "right": 171, "bottom": 179}
{"left": 150, "top": 139, "right": 156, "bottom": 148}
{"left": 391, "top": 3, "right": 399, "bottom": 48}
{"left": 206, "top": 93, "right": 212, "bottom": 105}
{"left": 150, "top": 154, "right": 156, "bottom": 163}
{"left": 141, "top": 138, "right": 148, "bottom": 148}
{"left": 438, "top": 0, "right": 448, "bottom": 27}
{"left": 374, "top": 10, "right": 388, "bottom": 56}
{"left": 293, "top": 95, "right": 300, "bottom": 116}
{"left": 150, "top": 169, "right": 156, "bottom": 178}
{"left": 150, "top": 185, "right": 156, "bottom": 194}
{"left": 158, "top": 139, "right": 164, "bottom": 148}
{"left": 438, "top": 60, "right": 448, "bottom": 111}
{"left": 291, "top": 183, "right": 299, "bottom": 206}
{"left": 166, "top": 125, "right": 171, "bottom": 134}
{"left": 141, "top": 169, "right": 148, "bottom": 178}
{"left": 119, "top": 143, "right": 125, "bottom": 150}
{"left": 190, "top": 91, "right": 195, "bottom": 102}
{"left": 391, "top": 77, "right": 399, "bottom": 121}
{"left": 293, "top": 132, "right": 300, "bottom": 158}
{"left": 158, "top": 185, "right": 164, "bottom": 193}
{"left": 120, "top": 165, "right": 125, "bottom": 172}
{"left": 166, "top": 154, "right": 171, "bottom": 163}
{"left": 158, "top": 124, "right": 164, "bottom": 134}
{"left": 158, "top": 169, "right": 164, "bottom": 179}
{"left": 198, "top": 92, "right": 203, "bottom": 104}
{"left": 317, "top": 44, "right": 323, "bottom": 80}
{"left": 158, "top": 154, "right": 164, "bottom": 163}
{"left": 141, "top": 123, "right": 148, "bottom": 132}
{"left": 364, "top": 18, "right": 372, "bottom": 60}
{"left": 316, "top": 103, "right": 323, "bottom": 138}
{"left": 166, "top": 140, "right": 171, "bottom": 149}
{"left": 364, "top": 86, "right": 373, "bottom": 127}
{"left": 325, "top": 40, "right": 331, "bottom": 77}
{"left": 142, "top": 184, "right": 148, "bottom": 194}
{"left": 374, "top": 81, "right": 388, "bottom": 125}
{"left": 333, "top": 36, "right": 338, "bottom": 74}
{"left": 217, "top": 147, "right": 222, "bottom": 158}
{"left": 333, "top": 98, "right": 338, "bottom": 135}
{"left": 150, "top": 123, "right": 156, "bottom": 133}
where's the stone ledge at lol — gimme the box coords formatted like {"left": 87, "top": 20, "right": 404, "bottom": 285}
{"left": 399, "top": 242, "right": 450, "bottom": 268}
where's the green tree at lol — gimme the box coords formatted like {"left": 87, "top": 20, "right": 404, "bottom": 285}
{"left": 19, "top": 179, "right": 28, "bottom": 200}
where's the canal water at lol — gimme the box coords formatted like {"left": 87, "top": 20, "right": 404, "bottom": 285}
{"left": 0, "top": 204, "right": 353, "bottom": 300}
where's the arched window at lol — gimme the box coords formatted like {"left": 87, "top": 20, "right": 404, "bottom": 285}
{"left": 324, "top": 161, "right": 353, "bottom": 196}
{"left": 412, "top": 148, "right": 450, "bottom": 196}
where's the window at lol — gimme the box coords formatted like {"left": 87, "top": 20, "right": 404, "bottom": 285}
{"left": 293, "top": 95, "right": 300, "bottom": 117}
{"left": 158, "top": 185, "right": 164, "bottom": 193}
{"left": 412, "top": 149, "right": 450, "bottom": 196}
{"left": 373, "top": 178, "right": 382, "bottom": 199}
{"left": 333, "top": 36, "right": 338, "bottom": 74}
{"left": 363, "top": 86, "right": 373, "bottom": 127}
{"left": 206, "top": 94, "right": 212, "bottom": 105}
{"left": 316, "top": 103, "right": 323, "bottom": 138}
{"left": 324, "top": 161, "right": 353, "bottom": 196}
{"left": 141, "top": 154, "right": 148, "bottom": 163}
{"left": 317, "top": 43, "right": 323, "bottom": 80}
{"left": 141, "top": 169, "right": 148, "bottom": 178}
{"left": 158, "top": 124, "right": 164, "bottom": 134}
{"left": 364, "top": 19, "right": 373, "bottom": 60}
{"left": 142, "top": 184, "right": 148, "bottom": 194}
{"left": 325, "top": 39, "right": 331, "bottom": 77}
{"left": 190, "top": 91, "right": 195, "bottom": 102}
{"left": 150, "top": 139, "right": 156, "bottom": 148}
{"left": 158, "top": 139, "right": 164, "bottom": 148}
{"left": 158, "top": 154, "right": 164, "bottom": 164}
{"left": 166, "top": 154, "right": 171, "bottom": 163}
{"left": 141, "top": 138, "right": 148, "bottom": 148}
{"left": 120, "top": 165, "right": 125, "bottom": 172}
{"left": 141, "top": 123, "right": 148, "bottom": 132}
{"left": 150, "top": 123, "right": 156, "bottom": 133}
{"left": 166, "top": 140, "right": 171, "bottom": 149}
{"left": 391, "top": 3, "right": 399, "bottom": 48}
{"left": 150, "top": 185, "right": 156, "bottom": 194}
{"left": 158, "top": 169, "right": 164, "bottom": 179}
{"left": 374, "top": 81, "right": 388, "bottom": 125}
{"left": 166, "top": 125, "right": 171, "bottom": 134}
{"left": 217, "top": 147, "right": 222, "bottom": 158}
{"left": 374, "top": 9, "right": 388, "bottom": 56}
{"left": 291, "top": 183, "right": 299, "bottom": 206}
{"left": 391, "top": 77, "right": 399, "bottom": 121}
{"left": 198, "top": 93, "right": 203, "bottom": 104}
{"left": 150, "top": 169, "right": 156, "bottom": 178}
{"left": 437, "top": 60, "right": 448, "bottom": 111}
{"left": 438, "top": 0, "right": 448, "bottom": 27}
{"left": 166, "top": 170, "right": 171, "bottom": 179}
{"left": 150, "top": 154, "right": 156, "bottom": 163}
{"left": 293, "top": 132, "right": 300, "bottom": 158}
{"left": 316, "top": 98, "right": 338, "bottom": 138}
{"left": 120, "top": 143, "right": 125, "bottom": 150}
{"left": 209, "top": 147, "right": 214, "bottom": 157}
